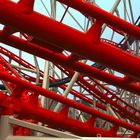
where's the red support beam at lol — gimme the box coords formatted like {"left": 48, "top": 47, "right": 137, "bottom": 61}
{"left": 0, "top": 46, "right": 107, "bottom": 111}
{"left": 0, "top": 0, "right": 140, "bottom": 137}
{"left": 0, "top": 54, "right": 138, "bottom": 137}
{"left": 56, "top": 65, "right": 140, "bottom": 124}
{"left": 1, "top": 0, "right": 140, "bottom": 81}
{"left": 0, "top": 92, "right": 133, "bottom": 137}
{"left": 0, "top": 72, "right": 140, "bottom": 136}
{"left": 57, "top": 0, "right": 140, "bottom": 39}
{"left": 17, "top": 0, "right": 35, "bottom": 14}
{"left": 1, "top": 32, "right": 140, "bottom": 96}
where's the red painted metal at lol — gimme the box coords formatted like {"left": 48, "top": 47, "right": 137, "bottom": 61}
{"left": 1, "top": 32, "right": 140, "bottom": 96}
{"left": 0, "top": 0, "right": 140, "bottom": 81}
{"left": 0, "top": 67, "right": 139, "bottom": 137}
{"left": 0, "top": 46, "right": 106, "bottom": 111}
{"left": 57, "top": 0, "right": 140, "bottom": 39}
{"left": 0, "top": 92, "right": 120, "bottom": 137}
{"left": 0, "top": 0, "right": 140, "bottom": 137}
{"left": 56, "top": 65, "right": 140, "bottom": 124}
{"left": 17, "top": 0, "right": 34, "bottom": 14}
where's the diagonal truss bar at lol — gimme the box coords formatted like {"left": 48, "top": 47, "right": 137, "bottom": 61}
{"left": 0, "top": 0, "right": 140, "bottom": 81}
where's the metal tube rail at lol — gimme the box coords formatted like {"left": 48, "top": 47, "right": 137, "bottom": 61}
{"left": 0, "top": 78, "right": 139, "bottom": 136}
{"left": 1, "top": 0, "right": 140, "bottom": 81}
{"left": 1, "top": 33, "right": 140, "bottom": 96}
{"left": 0, "top": 55, "right": 139, "bottom": 137}
{"left": 56, "top": 0, "right": 140, "bottom": 39}
{"left": 0, "top": 46, "right": 106, "bottom": 111}
{"left": 56, "top": 65, "right": 140, "bottom": 124}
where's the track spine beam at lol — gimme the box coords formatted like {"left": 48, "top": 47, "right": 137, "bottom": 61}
{"left": 1, "top": 0, "right": 140, "bottom": 81}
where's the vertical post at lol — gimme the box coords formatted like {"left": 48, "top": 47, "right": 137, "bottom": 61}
{"left": 107, "top": 104, "right": 118, "bottom": 118}
{"left": 41, "top": 61, "right": 50, "bottom": 109}
{"left": 54, "top": 60, "right": 86, "bottom": 112}
{"left": 50, "top": 0, "right": 56, "bottom": 19}
{"left": 38, "top": 61, "right": 50, "bottom": 136}
{"left": 33, "top": 56, "right": 40, "bottom": 85}
{"left": 54, "top": 71, "right": 80, "bottom": 112}
{"left": 102, "top": 0, "right": 121, "bottom": 33}
{"left": 0, "top": 116, "right": 12, "bottom": 140}
{"left": 128, "top": 0, "right": 134, "bottom": 24}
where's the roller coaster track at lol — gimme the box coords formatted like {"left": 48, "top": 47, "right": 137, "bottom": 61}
{"left": 0, "top": 0, "right": 140, "bottom": 138}
{"left": 0, "top": 46, "right": 105, "bottom": 111}
{"left": 1, "top": 31, "right": 140, "bottom": 96}
{"left": 1, "top": 46, "right": 140, "bottom": 125}
{"left": 0, "top": 50, "right": 140, "bottom": 137}
{"left": 93, "top": 16, "right": 140, "bottom": 69}
{"left": 1, "top": 0, "right": 140, "bottom": 81}
{"left": 56, "top": 65, "right": 140, "bottom": 124}
{"left": 0, "top": 45, "right": 139, "bottom": 136}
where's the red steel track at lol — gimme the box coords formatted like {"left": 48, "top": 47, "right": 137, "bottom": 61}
{"left": 0, "top": 0, "right": 140, "bottom": 138}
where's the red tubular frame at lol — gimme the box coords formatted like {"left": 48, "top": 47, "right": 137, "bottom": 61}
{"left": 0, "top": 46, "right": 106, "bottom": 110}
{"left": 56, "top": 65, "right": 140, "bottom": 124}
{"left": 0, "top": 92, "right": 125, "bottom": 137}
{"left": 1, "top": 42, "right": 139, "bottom": 124}
{"left": 1, "top": 45, "right": 139, "bottom": 124}
{"left": 0, "top": 0, "right": 140, "bottom": 137}
{"left": 0, "top": 71, "right": 140, "bottom": 136}
{"left": 0, "top": 56, "right": 139, "bottom": 135}
{"left": 3, "top": 44, "right": 138, "bottom": 119}
{"left": 57, "top": 0, "right": 140, "bottom": 39}
{"left": 1, "top": 0, "right": 140, "bottom": 80}
{"left": 1, "top": 32, "right": 140, "bottom": 95}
